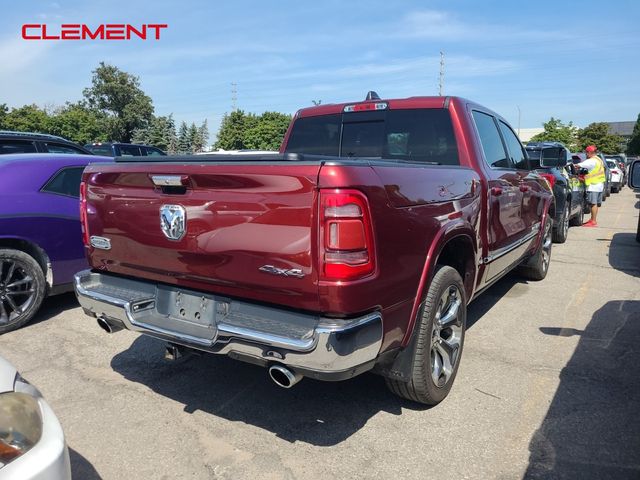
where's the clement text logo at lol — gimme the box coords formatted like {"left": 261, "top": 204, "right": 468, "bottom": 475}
{"left": 21, "top": 24, "right": 168, "bottom": 40}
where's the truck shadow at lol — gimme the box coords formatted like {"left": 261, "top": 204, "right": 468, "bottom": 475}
{"left": 25, "top": 292, "right": 78, "bottom": 329}
{"left": 467, "top": 273, "right": 528, "bottom": 329}
{"left": 69, "top": 447, "right": 102, "bottom": 479}
{"left": 608, "top": 233, "right": 640, "bottom": 277}
{"left": 528, "top": 300, "right": 640, "bottom": 479}
{"left": 111, "top": 336, "right": 417, "bottom": 446}
{"left": 108, "top": 274, "right": 526, "bottom": 446}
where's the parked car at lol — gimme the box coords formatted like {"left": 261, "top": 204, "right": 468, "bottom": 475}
{"left": 74, "top": 94, "right": 554, "bottom": 406}
{"left": 0, "top": 131, "right": 92, "bottom": 156}
{"left": 0, "top": 153, "right": 112, "bottom": 332}
{"left": 0, "top": 355, "right": 70, "bottom": 479}
{"left": 84, "top": 142, "right": 166, "bottom": 157}
{"left": 598, "top": 153, "right": 612, "bottom": 197}
{"left": 605, "top": 159, "right": 624, "bottom": 192}
{"left": 606, "top": 155, "right": 627, "bottom": 185}
{"left": 526, "top": 142, "right": 586, "bottom": 242}
{"left": 629, "top": 160, "right": 640, "bottom": 242}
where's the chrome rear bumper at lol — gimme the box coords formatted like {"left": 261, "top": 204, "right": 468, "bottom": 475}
{"left": 74, "top": 270, "right": 383, "bottom": 378}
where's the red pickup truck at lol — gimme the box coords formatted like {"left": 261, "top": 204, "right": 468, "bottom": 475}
{"left": 75, "top": 94, "right": 554, "bottom": 405}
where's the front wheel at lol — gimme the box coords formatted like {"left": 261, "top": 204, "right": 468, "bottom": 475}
{"left": 518, "top": 216, "right": 552, "bottom": 281}
{"left": 552, "top": 204, "right": 569, "bottom": 244}
{"left": 569, "top": 201, "right": 585, "bottom": 227}
{"left": 386, "top": 265, "right": 466, "bottom": 406}
{"left": 0, "top": 249, "right": 46, "bottom": 334}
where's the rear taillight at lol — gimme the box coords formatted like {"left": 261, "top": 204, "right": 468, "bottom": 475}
{"left": 319, "top": 189, "right": 375, "bottom": 281}
{"left": 539, "top": 173, "right": 556, "bottom": 189}
{"left": 79, "top": 181, "right": 89, "bottom": 246}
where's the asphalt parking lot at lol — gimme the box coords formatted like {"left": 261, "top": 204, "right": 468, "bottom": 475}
{"left": 2, "top": 188, "right": 640, "bottom": 480}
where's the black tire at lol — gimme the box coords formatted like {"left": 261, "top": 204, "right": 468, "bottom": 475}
{"left": 552, "top": 204, "right": 569, "bottom": 244}
{"left": 569, "top": 201, "right": 585, "bottom": 227}
{"left": 0, "top": 249, "right": 46, "bottom": 334}
{"left": 611, "top": 186, "right": 618, "bottom": 193}
{"left": 385, "top": 265, "right": 466, "bottom": 406}
{"left": 519, "top": 216, "right": 552, "bottom": 281}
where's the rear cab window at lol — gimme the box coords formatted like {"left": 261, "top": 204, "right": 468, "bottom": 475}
{"left": 285, "top": 108, "right": 459, "bottom": 166}
{"left": 118, "top": 145, "right": 143, "bottom": 156}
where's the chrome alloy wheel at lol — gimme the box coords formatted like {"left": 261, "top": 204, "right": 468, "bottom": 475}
{"left": 562, "top": 205, "right": 569, "bottom": 238}
{"left": 0, "top": 260, "right": 36, "bottom": 324}
{"left": 430, "top": 285, "right": 463, "bottom": 387}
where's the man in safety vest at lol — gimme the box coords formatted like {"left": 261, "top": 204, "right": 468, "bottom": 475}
{"left": 574, "top": 144, "right": 606, "bottom": 227}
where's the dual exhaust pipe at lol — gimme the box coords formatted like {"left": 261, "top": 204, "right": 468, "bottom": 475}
{"left": 97, "top": 318, "right": 303, "bottom": 388}
{"left": 268, "top": 364, "right": 303, "bottom": 389}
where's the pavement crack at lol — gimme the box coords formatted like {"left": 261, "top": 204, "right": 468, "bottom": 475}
{"left": 474, "top": 388, "right": 502, "bottom": 400}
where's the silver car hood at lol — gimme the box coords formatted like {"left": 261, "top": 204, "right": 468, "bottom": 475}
{"left": 0, "top": 355, "right": 18, "bottom": 393}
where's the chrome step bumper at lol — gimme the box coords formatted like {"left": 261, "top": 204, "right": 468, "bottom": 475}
{"left": 74, "top": 270, "right": 383, "bottom": 377}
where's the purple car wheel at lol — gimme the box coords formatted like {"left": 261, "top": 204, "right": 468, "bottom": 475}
{"left": 0, "top": 249, "right": 46, "bottom": 333}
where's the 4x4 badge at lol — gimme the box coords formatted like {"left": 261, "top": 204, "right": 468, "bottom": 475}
{"left": 160, "top": 204, "right": 186, "bottom": 241}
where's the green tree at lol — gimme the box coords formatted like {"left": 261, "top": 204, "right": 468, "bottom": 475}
{"left": 188, "top": 122, "right": 201, "bottom": 152}
{"left": 132, "top": 115, "right": 177, "bottom": 152}
{"left": 244, "top": 111, "right": 291, "bottom": 150}
{"left": 0, "top": 104, "right": 8, "bottom": 129}
{"left": 530, "top": 117, "right": 579, "bottom": 150}
{"left": 577, "top": 122, "right": 624, "bottom": 154}
{"left": 177, "top": 121, "right": 190, "bottom": 153}
{"left": 2, "top": 104, "right": 50, "bottom": 133}
{"left": 626, "top": 113, "right": 640, "bottom": 155}
{"left": 198, "top": 120, "right": 209, "bottom": 152}
{"left": 83, "top": 62, "right": 154, "bottom": 142}
{"left": 48, "top": 103, "right": 106, "bottom": 144}
{"left": 214, "top": 110, "right": 256, "bottom": 150}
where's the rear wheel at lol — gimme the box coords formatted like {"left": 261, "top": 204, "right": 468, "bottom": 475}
{"left": 0, "top": 249, "right": 46, "bottom": 334}
{"left": 519, "top": 216, "right": 552, "bottom": 281}
{"left": 385, "top": 265, "right": 466, "bottom": 406}
{"left": 552, "top": 204, "right": 569, "bottom": 244}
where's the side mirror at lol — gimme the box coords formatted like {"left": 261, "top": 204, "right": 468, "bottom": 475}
{"left": 629, "top": 160, "right": 640, "bottom": 189}
{"left": 540, "top": 147, "right": 568, "bottom": 168}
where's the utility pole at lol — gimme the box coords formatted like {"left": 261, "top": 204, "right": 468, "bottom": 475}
{"left": 517, "top": 105, "right": 521, "bottom": 137}
{"left": 438, "top": 51, "right": 445, "bottom": 96}
{"left": 231, "top": 82, "right": 238, "bottom": 111}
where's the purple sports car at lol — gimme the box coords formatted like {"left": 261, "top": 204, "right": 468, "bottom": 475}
{"left": 0, "top": 153, "right": 112, "bottom": 332}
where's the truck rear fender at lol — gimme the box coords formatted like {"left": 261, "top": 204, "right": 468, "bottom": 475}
{"left": 401, "top": 222, "right": 478, "bottom": 347}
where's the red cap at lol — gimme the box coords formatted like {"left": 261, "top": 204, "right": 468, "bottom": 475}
{"left": 585, "top": 145, "right": 597, "bottom": 153}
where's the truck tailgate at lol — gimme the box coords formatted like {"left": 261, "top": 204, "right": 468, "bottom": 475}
{"left": 82, "top": 162, "right": 321, "bottom": 311}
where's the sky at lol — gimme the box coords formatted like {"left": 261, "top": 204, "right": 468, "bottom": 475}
{"left": 1, "top": 0, "right": 639, "bottom": 138}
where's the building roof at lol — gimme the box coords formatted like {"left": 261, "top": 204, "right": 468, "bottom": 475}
{"left": 607, "top": 121, "right": 635, "bottom": 137}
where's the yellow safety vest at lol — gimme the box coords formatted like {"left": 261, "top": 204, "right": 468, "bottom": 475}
{"left": 584, "top": 156, "right": 606, "bottom": 186}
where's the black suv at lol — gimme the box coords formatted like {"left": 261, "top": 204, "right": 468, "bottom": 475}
{"left": 0, "top": 131, "right": 92, "bottom": 155}
{"left": 84, "top": 142, "right": 166, "bottom": 157}
{"left": 526, "top": 142, "right": 586, "bottom": 243}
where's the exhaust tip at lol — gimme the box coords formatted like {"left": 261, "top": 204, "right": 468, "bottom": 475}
{"left": 96, "top": 317, "right": 123, "bottom": 334}
{"left": 97, "top": 317, "right": 113, "bottom": 333}
{"left": 268, "top": 364, "right": 302, "bottom": 389}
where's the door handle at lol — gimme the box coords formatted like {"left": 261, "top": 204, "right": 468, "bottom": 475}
{"left": 519, "top": 183, "right": 530, "bottom": 192}
{"left": 491, "top": 186, "right": 503, "bottom": 196}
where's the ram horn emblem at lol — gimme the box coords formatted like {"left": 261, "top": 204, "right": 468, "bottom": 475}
{"left": 160, "top": 204, "right": 186, "bottom": 241}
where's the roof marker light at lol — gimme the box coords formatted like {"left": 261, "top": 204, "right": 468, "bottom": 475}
{"left": 343, "top": 102, "right": 388, "bottom": 113}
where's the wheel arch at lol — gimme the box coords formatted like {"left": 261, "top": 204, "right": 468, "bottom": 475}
{"left": 401, "top": 222, "right": 478, "bottom": 347}
{"left": 0, "top": 237, "right": 52, "bottom": 291}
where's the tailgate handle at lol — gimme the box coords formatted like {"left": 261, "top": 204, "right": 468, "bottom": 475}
{"left": 151, "top": 175, "right": 189, "bottom": 187}
{"left": 151, "top": 175, "right": 189, "bottom": 194}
